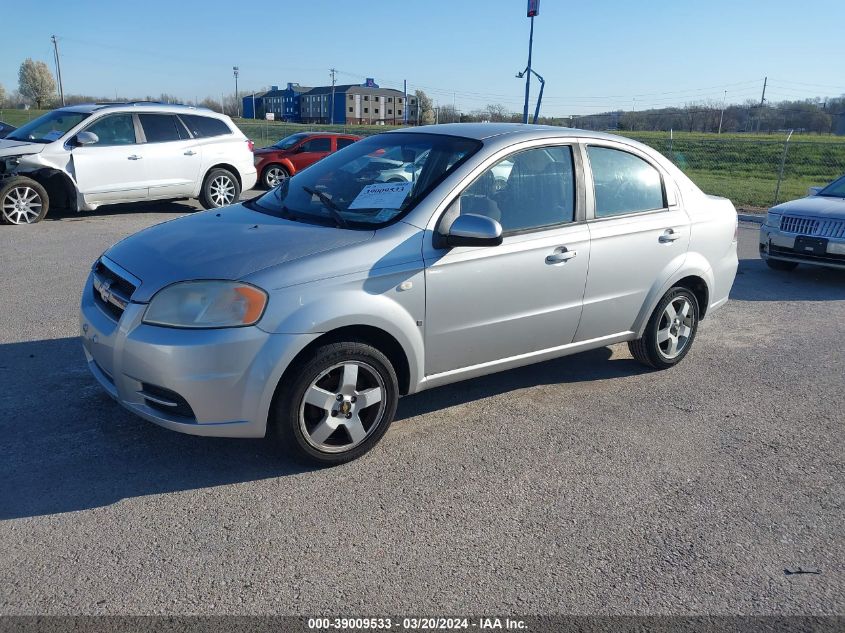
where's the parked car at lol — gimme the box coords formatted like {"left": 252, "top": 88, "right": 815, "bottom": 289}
{"left": 760, "top": 173, "right": 845, "bottom": 271}
{"left": 253, "top": 132, "right": 360, "bottom": 189}
{"left": 80, "top": 124, "right": 738, "bottom": 464}
{"left": 0, "top": 121, "right": 15, "bottom": 139}
{"left": 0, "top": 103, "right": 257, "bottom": 225}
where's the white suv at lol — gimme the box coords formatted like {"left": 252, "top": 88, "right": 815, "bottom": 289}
{"left": 0, "top": 102, "right": 257, "bottom": 224}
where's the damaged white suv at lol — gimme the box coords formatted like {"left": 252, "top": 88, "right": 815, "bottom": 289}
{"left": 0, "top": 103, "right": 257, "bottom": 224}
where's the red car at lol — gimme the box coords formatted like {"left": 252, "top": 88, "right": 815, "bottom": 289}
{"left": 253, "top": 132, "right": 361, "bottom": 188}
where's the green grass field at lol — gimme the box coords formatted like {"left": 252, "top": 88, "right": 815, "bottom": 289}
{"left": 4, "top": 109, "right": 844, "bottom": 208}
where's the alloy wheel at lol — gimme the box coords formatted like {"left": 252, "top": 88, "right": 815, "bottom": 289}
{"left": 298, "top": 361, "right": 387, "bottom": 454}
{"left": 209, "top": 176, "right": 236, "bottom": 206}
{"left": 657, "top": 296, "right": 694, "bottom": 359}
{"left": 266, "top": 167, "right": 287, "bottom": 188}
{"left": 2, "top": 186, "right": 43, "bottom": 224}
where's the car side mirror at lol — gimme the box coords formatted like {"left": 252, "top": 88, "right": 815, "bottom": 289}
{"left": 441, "top": 213, "right": 503, "bottom": 248}
{"left": 72, "top": 131, "right": 99, "bottom": 146}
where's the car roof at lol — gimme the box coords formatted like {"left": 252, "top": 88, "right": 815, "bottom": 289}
{"left": 390, "top": 122, "right": 627, "bottom": 143}
{"left": 55, "top": 102, "right": 226, "bottom": 118}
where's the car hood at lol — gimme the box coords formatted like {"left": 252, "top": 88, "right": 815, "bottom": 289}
{"left": 0, "top": 139, "right": 45, "bottom": 156}
{"left": 104, "top": 203, "right": 375, "bottom": 302}
{"left": 254, "top": 147, "right": 283, "bottom": 155}
{"left": 772, "top": 195, "right": 845, "bottom": 218}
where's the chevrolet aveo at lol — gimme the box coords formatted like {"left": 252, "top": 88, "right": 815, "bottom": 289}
{"left": 80, "top": 124, "right": 738, "bottom": 464}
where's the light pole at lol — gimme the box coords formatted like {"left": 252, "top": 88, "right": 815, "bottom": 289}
{"left": 718, "top": 90, "right": 727, "bottom": 135}
{"left": 233, "top": 66, "right": 240, "bottom": 118}
{"left": 520, "top": 1, "right": 542, "bottom": 124}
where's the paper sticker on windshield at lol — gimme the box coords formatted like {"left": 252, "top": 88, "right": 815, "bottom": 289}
{"left": 42, "top": 130, "right": 64, "bottom": 141}
{"left": 349, "top": 182, "right": 413, "bottom": 210}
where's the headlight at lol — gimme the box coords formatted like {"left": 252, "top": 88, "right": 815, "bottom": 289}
{"left": 765, "top": 211, "right": 781, "bottom": 228}
{"left": 143, "top": 281, "right": 268, "bottom": 328}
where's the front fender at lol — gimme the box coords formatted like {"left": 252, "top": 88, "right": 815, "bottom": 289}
{"left": 632, "top": 252, "right": 714, "bottom": 338}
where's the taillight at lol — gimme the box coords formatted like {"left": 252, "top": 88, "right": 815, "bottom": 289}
{"left": 247, "top": 139, "right": 254, "bottom": 152}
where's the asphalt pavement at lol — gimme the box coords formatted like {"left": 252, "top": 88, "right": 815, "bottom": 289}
{"left": 1, "top": 203, "right": 843, "bottom": 615}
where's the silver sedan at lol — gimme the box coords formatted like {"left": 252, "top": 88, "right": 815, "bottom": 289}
{"left": 80, "top": 124, "right": 738, "bottom": 464}
{"left": 760, "top": 174, "right": 845, "bottom": 271}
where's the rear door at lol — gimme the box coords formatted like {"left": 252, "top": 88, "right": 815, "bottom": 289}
{"left": 291, "top": 136, "right": 332, "bottom": 171}
{"left": 137, "top": 113, "right": 202, "bottom": 198}
{"left": 71, "top": 113, "right": 148, "bottom": 203}
{"left": 574, "top": 142, "right": 691, "bottom": 342}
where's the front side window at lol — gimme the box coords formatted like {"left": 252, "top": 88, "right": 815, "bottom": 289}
{"left": 587, "top": 146, "right": 664, "bottom": 217}
{"left": 301, "top": 138, "right": 331, "bottom": 152}
{"left": 84, "top": 114, "right": 137, "bottom": 146}
{"left": 457, "top": 145, "right": 575, "bottom": 233}
{"left": 249, "top": 132, "right": 480, "bottom": 228}
{"left": 6, "top": 110, "right": 90, "bottom": 143}
{"left": 139, "top": 114, "right": 185, "bottom": 143}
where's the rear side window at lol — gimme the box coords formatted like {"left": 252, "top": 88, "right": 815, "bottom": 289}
{"left": 336, "top": 138, "right": 356, "bottom": 150}
{"left": 587, "top": 146, "right": 665, "bottom": 217}
{"left": 139, "top": 114, "right": 187, "bottom": 143}
{"left": 84, "top": 114, "right": 137, "bottom": 146}
{"left": 180, "top": 114, "right": 232, "bottom": 138}
{"left": 301, "top": 137, "right": 331, "bottom": 152}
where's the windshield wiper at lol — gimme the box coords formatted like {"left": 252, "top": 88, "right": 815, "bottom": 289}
{"left": 302, "top": 186, "right": 349, "bottom": 228}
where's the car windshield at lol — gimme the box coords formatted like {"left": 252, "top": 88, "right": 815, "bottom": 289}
{"left": 6, "top": 110, "right": 90, "bottom": 143}
{"left": 249, "top": 132, "right": 481, "bottom": 228}
{"left": 817, "top": 175, "right": 845, "bottom": 198}
{"left": 272, "top": 133, "right": 309, "bottom": 150}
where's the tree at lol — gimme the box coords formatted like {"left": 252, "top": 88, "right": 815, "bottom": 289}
{"left": 415, "top": 89, "right": 435, "bottom": 125}
{"left": 486, "top": 103, "right": 510, "bottom": 122}
{"left": 200, "top": 97, "right": 222, "bottom": 112}
{"left": 18, "top": 59, "right": 56, "bottom": 109}
{"left": 0, "top": 83, "right": 5, "bottom": 107}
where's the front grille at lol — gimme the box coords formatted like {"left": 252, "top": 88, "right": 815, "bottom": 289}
{"left": 92, "top": 260, "right": 137, "bottom": 321}
{"left": 780, "top": 215, "right": 845, "bottom": 238}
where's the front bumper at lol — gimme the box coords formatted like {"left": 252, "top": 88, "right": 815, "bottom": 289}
{"left": 80, "top": 271, "right": 311, "bottom": 438}
{"left": 759, "top": 225, "right": 845, "bottom": 270}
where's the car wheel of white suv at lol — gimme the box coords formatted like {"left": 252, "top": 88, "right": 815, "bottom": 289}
{"left": 271, "top": 341, "right": 399, "bottom": 465}
{"left": 0, "top": 177, "right": 49, "bottom": 225}
{"left": 199, "top": 168, "right": 240, "bottom": 209}
{"left": 628, "top": 287, "right": 700, "bottom": 370}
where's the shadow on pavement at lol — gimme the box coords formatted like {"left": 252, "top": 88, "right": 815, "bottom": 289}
{"left": 731, "top": 257, "right": 845, "bottom": 302}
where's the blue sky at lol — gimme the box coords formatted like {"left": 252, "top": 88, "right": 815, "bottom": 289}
{"left": 2, "top": 0, "right": 844, "bottom": 115}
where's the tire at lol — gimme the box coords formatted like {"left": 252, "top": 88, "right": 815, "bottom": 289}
{"left": 628, "top": 286, "right": 700, "bottom": 370}
{"left": 270, "top": 341, "right": 399, "bottom": 465}
{"left": 0, "top": 176, "right": 49, "bottom": 225}
{"left": 199, "top": 168, "right": 240, "bottom": 209}
{"left": 765, "top": 258, "right": 798, "bottom": 271}
{"left": 261, "top": 164, "right": 289, "bottom": 189}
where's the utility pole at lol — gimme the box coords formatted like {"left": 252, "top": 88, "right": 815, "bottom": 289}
{"left": 51, "top": 35, "right": 65, "bottom": 106}
{"left": 330, "top": 68, "right": 337, "bottom": 125}
{"left": 718, "top": 89, "right": 726, "bottom": 134}
{"left": 759, "top": 76, "right": 767, "bottom": 107}
{"left": 403, "top": 79, "right": 408, "bottom": 125}
{"left": 233, "top": 66, "right": 240, "bottom": 118}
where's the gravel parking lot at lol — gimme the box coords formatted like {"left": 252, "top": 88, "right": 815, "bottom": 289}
{"left": 0, "top": 202, "right": 843, "bottom": 615}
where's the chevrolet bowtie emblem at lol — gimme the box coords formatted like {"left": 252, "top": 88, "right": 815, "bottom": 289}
{"left": 98, "top": 279, "right": 113, "bottom": 304}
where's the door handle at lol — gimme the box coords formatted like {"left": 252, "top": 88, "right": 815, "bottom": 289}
{"left": 546, "top": 248, "right": 577, "bottom": 264}
{"left": 184, "top": 150, "right": 197, "bottom": 156}
{"left": 127, "top": 155, "right": 142, "bottom": 160}
{"left": 659, "top": 228, "right": 681, "bottom": 243}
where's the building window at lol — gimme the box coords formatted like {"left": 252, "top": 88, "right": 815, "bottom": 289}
{"left": 364, "top": 107, "right": 368, "bottom": 113}
{"left": 388, "top": 97, "right": 393, "bottom": 103}
{"left": 397, "top": 98, "right": 403, "bottom": 104}
{"left": 398, "top": 109, "right": 402, "bottom": 116}
{"left": 375, "top": 108, "right": 379, "bottom": 114}
{"left": 348, "top": 106, "right": 353, "bottom": 112}
{"left": 349, "top": 94, "right": 353, "bottom": 100}
{"left": 388, "top": 109, "right": 392, "bottom": 114}
{"left": 364, "top": 95, "right": 369, "bottom": 101}
{"left": 411, "top": 99, "right": 416, "bottom": 104}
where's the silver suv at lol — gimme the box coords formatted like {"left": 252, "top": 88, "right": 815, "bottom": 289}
{"left": 79, "top": 124, "right": 738, "bottom": 464}
{"left": 0, "top": 102, "right": 257, "bottom": 224}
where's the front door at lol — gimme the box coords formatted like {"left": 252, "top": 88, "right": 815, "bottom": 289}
{"left": 291, "top": 136, "right": 332, "bottom": 171}
{"left": 424, "top": 144, "right": 590, "bottom": 376}
{"left": 71, "top": 113, "right": 148, "bottom": 203}
{"left": 574, "top": 143, "right": 691, "bottom": 342}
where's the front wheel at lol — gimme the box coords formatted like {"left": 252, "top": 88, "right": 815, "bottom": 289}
{"left": 765, "top": 258, "right": 798, "bottom": 271}
{"left": 0, "top": 176, "right": 49, "bottom": 225}
{"left": 628, "top": 287, "right": 700, "bottom": 370}
{"left": 262, "top": 164, "right": 289, "bottom": 189}
{"left": 199, "top": 168, "right": 240, "bottom": 209}
{"left": 271, "top": 341, "right": 399, "bottom": 465}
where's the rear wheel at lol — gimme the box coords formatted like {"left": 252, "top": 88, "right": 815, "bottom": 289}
{"left": 271, "top": 341, "right": 399, "bottom": 465}
{"left": 0, "top": 177, "right": 49, "bottom": 225}
{"left": 765, "top": 258, "right": 798, "bottom": 271}
{"left": 628, "top": 287, "right": 700, "bottom": 370}
{"left": 262, "top": 164, "right": 289, "bottom": 189}
{"left": 199, "top": 168, "right": 240, "bottom": 209}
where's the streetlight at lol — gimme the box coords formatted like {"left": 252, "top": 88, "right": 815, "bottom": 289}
{"left": 519, "top": 1, "right": 543, "bottom": 124}
{"left": 233, "top": 66, "right": 240, "bottom": 118}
